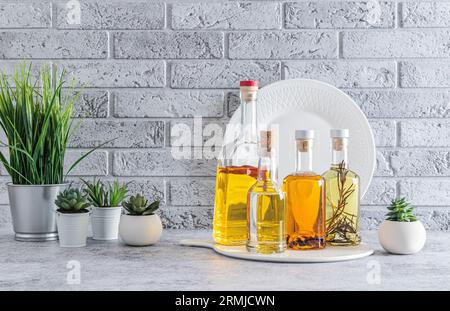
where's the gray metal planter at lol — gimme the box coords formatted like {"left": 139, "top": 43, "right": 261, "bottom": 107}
{"left": 8, "top": 183, "right": 69, "bottom": 241}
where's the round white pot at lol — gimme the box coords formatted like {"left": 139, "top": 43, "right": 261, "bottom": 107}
{"left": 378, "top": 220, "right": 426, "bottom": 255}
{"left": 56, "top": 211, "right": 90, "bottom": 247}
{"left": 119, "top": 214, "right": 162, "bottom": 246}
{"left": 91, "top": 207, "right": 121, "bottom": 240}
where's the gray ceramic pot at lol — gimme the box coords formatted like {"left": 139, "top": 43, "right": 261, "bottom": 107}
{"left": 8, "top": 183, "right": 69, "bottom": 241}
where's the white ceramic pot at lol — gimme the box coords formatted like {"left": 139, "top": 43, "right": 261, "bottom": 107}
{"left": 119, "top": 214, "right": 163, "bottom": 246}
{"left": 378, "top": 220, "right": 426, "bottom": 255}
{"left": 56, "top": 211, "right": 90, "bottom": 247}
{"left": 91, "top": 207, "right": 121, "bottom": 240}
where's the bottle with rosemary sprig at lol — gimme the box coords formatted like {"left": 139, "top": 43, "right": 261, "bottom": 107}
{"left": 322, "top": 129, "right": 361, "bottom": 246}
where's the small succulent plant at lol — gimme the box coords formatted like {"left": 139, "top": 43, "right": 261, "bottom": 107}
{"left": 55, "top": 188, "right": 91, "bottom": 213}
{"left": 386, "top": 198, "right": 417, "bottom": 222}
{"left": 122, "top": 194, "right": 160, "bottom": 216}
{"left": 81, "top": 178, "right": 129, "bottom": 207}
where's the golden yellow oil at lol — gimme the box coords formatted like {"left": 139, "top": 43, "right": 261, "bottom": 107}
{"left": 247, "top": 182, "right": 285, "bottom": 254}
{"left": 213, "top": 165, "right": 258, "bottom": 245}
{"left": 283, "top": 174, "right": 326, "bottom": 250}
{"left": 323, "top": 166, "right": 361, "bottom": 246}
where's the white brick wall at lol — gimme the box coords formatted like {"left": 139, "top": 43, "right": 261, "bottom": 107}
{"left": 0, "top": 0, "right": 449, "bottom": 230}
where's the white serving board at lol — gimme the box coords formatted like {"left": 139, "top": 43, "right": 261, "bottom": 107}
{"left": 180, "top": 239, "right": 374, "bottom": 263}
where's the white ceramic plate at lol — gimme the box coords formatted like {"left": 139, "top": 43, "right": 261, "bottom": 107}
{"left": 180, "top": 240, "right": 374, "bottom": 263}
{"left": 223, "top": 79, "right": 375, "bottom": 196}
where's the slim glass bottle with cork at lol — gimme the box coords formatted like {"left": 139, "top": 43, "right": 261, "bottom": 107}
{"left": 283, "top": 130, "right": 326, "bottom": 250}
{"left": 247, "top": 130, "right": 286, "bottom": 254}
{"left": 213, "top": 81, "right": 259, "bottom": 246}
{"left": 323, "top": 129, "right": 361, "bottom": 246}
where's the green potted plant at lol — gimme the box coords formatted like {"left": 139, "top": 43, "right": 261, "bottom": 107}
{"left": 378, "top": 198, "right": 426, "bottom": 255}
{"left": 55, "top": 187, "right": 91, "bottom": 247}
{"left": 82, "top": 178, "right": 128, "bottom": 240}
{"left": 120, "top": 194, "right": 162, "bottom": 246}
{"left": 0, "top": 64, "right": 98, "bottom": 241}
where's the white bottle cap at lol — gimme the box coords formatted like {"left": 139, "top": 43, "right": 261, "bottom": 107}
{"left": 330, "top": 129, "right": 349, "bottom": 138}
{"left": 295, "top": 129, "right": 314, "bottom": 140}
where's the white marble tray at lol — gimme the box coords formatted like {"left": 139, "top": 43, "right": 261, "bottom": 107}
{"left": 180, "top": 239, "right": 374, "bottom": 263}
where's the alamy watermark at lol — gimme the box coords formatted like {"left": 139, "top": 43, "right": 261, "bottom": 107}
{"left": 66, "top": 260, "right": 81, "bottom": 285}
{"left": 66, "top": 0, "right": 81, "bottom": 25}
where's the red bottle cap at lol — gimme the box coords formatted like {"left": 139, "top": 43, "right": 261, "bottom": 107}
{"left": 240, "top": 80, "right": 259, "bottom": 87}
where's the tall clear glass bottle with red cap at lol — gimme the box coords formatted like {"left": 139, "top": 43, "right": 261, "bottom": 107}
{"left": 213, "top": 80, "right": 259, "bottom": 245}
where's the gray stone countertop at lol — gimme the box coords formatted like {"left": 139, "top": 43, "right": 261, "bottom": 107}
{"left": 0, "top": 228, "right": 449, "bottom": 291}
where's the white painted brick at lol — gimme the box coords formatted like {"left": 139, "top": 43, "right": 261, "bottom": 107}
{"left": 370, "top": 120, "right": 396, "bottom": 147}
{"left": 113, "top": 149, "right": 216, "bottom": 177}
{"left": 343, "top": 30, "right": 450, "bottom": 58}
{"left": 0, "top": 205, "right": 12, "bottom": 228}
{"left": 114, "top": 32, "right": 223, "bottom": 59}
{"left": 172, "top": 2, "right": 281, "bottom": 30}
{"left": 285, "top": 1, "right": 395, "bottom": 29}
{"left": 56, "top": 2, "right": 164, "bottom": 29}
{"left": 0, "top": 62, "right": 44, "bottom": 82}
{"left": 65, "top": 90, "right": 109, "bottom": 118}
{"left": 346, "top": 89, "right": 450, "bottom": 118}
{"left": 227, "top": 91, "right": 240, "bottom": 117}
{"left": 375, "top": 150, "right": 394, "bottom": 177}
{"left": 284, "top": 61, "right": 396, "bottom": 88}
{"left": 361, "top": 206, "right": 450, "bottom": 231}
{"left": 0, "top": 150, "right": 108, "bottom": 177}
{"left": 0, "top": 178, "right": 11, "bottom": 205}
{"left": 402, "top": 2, "right": 450, "bottom": 28}
{"left": 400, "top": 179, "right": 450, "bottom": 206}
{"left": 361, "top": 178, "right": 396, "bottom": 205}
{"left": 229, "top": 31, "right": 337, "bottom": 59}
{"left": 170, "top": 119, "right": 226, "bottom": 147}
{"left": 113, "top": 90, "right": 224, "bottom": 118}
{"left": 171, "top": 61, "right": 281, "bottom": 88}
{"left": 383, "top": 150, "right": 450, "bottom": 177}
{"left": 64, "top": 150, "right": 108, "bottom": 176}
{"left": 57, "top": 61, "right": 166, "bottom": 88}
{"left": 169, "top": 178, "right": 215, "bottom": 206}
{"left": 160, "top": 206, "right": 213, "bottom": 229}
{"left": 69, "top": 177, "right": 165, "bottom": 204}
{"left": 69, "top": 120, "right": 164, "bottom": 148}
{"left": 400, "top": 120, "right": 450, "bottom": 147}
{"left": 400, "top": 61, "right": 450, "bottom": 88}
{"left": 0, "top": 2, "right": 50, "bottom": 28}
{"left": 0, "top": 31, "right": 107, "bottom": 59}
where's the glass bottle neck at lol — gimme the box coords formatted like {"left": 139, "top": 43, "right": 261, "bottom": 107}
{"left": 295, "top": 140, "right": 313, "bottom": 172}
{"left": 331, "top": 138, "right": 348, "bottom": 168}
{"left": 240, "top": 97, "right": 257, "bottom": 144}
{"left": 257, "top": 154, "right": 278, "bottom": 183}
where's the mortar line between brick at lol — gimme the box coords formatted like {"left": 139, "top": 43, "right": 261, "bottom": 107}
{"left": 107, "top": 31, "right": 113, "bottom": 59}
{"left": 165, "top": 2, "right": 170, "bottom": 30}
{"left": 395, "top": 120, "right": 401, "bottom": 148}
{"left": 396, "top": 1, "right": 402, "bottom": 29}
{"left": 223, "top": 32, "right": 229, "bottom": 59}
{"left": 50, "top": 1, "right": 56, "bottom": 29}
{"left": 337, "top": 31, "right": 343, "bottom": 59}
{"left": 396, "top": 180, "right": 401, "bottom": 198}
{"left": 107, "top": 150, "right": 113, "bottom": 177}
{"left": 13, "top": 27, "right": 447, "bottom": 32}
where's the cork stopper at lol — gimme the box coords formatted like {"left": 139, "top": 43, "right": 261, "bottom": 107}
{"left": 331, "top": 129, "right": 349, "bottom": 151}
{"left": 260, "top": 130, "right": 272, "bottom": 153}
{"left": 240, "top": 80, "right": 259, "bottom": 102}
{"left": 297, "top": 139, "right": 312, "bottom": 152}
{"left": 332, "top": 138, "right": 347, "bottom": 151}
{"left": 295, "top": 130, "right": 314, "bottom": 152}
